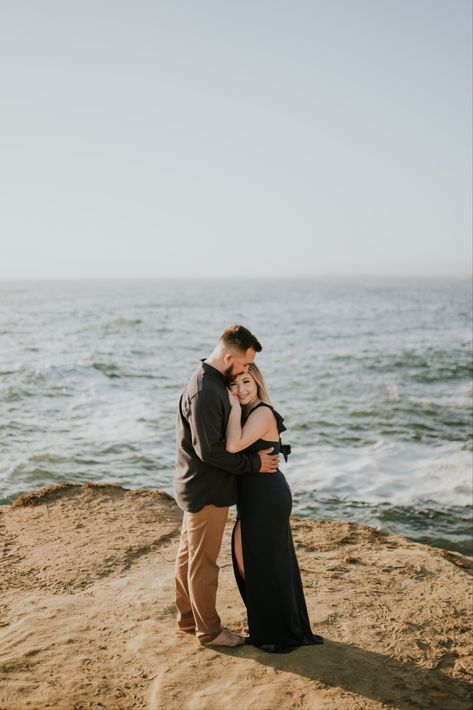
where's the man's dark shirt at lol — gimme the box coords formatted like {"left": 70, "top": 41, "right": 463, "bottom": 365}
{"left": 175, "top": 360, "right": 261, "bottom": 512}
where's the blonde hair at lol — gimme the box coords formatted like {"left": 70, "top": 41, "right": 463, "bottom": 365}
{"left": 246, "top": 363, "right": 271, "bottom": 404}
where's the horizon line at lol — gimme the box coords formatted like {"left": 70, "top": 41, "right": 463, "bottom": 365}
{"left": 0, "top": 274, "right": 471, "bottom": 281}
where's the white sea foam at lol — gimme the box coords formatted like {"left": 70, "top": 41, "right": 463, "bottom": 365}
{"left": 286, "top": 440, "right": 472, "bottom": 507}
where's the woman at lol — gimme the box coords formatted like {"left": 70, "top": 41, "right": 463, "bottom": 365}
{"left": 226, "top": 363, "right": 323, "bottom": 653}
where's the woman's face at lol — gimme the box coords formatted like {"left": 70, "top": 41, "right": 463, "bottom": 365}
{"left": 229, "top": 372, "right": 258, "bottom": 406}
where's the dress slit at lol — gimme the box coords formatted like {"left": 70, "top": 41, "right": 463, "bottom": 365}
{"left": 231, "top": 520, "right": 247, "bottom": 604}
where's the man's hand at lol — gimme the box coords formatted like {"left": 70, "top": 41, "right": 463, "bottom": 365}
{"left": 258, "top": 447, "right": 279, "bottom": 473}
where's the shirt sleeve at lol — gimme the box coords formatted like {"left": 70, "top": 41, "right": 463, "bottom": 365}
{"left": 188, "top": 387, "right": 261, "bottom": 475}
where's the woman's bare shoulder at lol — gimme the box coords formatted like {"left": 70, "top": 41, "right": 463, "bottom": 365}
{"left": 246, "top": 405, "right": 274, "bottom": 423}
{"left": 245, "top": 405, "right": 279, "bottom": 436}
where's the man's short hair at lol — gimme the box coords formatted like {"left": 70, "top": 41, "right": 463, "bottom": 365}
{"left": 219, "top": 325, "right": 262, "bottom": 353}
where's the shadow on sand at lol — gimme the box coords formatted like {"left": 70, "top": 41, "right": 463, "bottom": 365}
{"left": 217, "top": 638, "right": 472, "bottom": 710}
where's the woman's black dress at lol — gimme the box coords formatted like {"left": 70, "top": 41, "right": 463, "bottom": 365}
{"left": 231, "top": 402, "right": 320, "bottom": 653}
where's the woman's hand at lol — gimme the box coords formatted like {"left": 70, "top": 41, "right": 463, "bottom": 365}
{"left": 225, "top": 388, "right": 243, "bottom": 453}
{"left": 227, "top": 388, "right": 241, "bottom": 409}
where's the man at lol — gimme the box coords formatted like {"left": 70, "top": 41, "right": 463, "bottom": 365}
{"left": 174, "top": 325, "right": 279, "bottom": 647}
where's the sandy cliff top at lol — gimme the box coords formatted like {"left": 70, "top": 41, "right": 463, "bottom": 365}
{"left": 0, "top": 483, "right": 471, "bottom": 710}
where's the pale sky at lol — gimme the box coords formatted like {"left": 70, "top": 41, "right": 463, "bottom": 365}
{"left": 0, "top": 0, "right": 471, "bottom": 278}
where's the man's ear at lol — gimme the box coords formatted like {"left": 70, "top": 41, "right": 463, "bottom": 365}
{"left": 223, "top": 352, "right": 233, "bottom": 365}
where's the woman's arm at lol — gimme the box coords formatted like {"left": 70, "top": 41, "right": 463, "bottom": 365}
{"left": 225, "top": 393, "right": 275, "bottom": 453}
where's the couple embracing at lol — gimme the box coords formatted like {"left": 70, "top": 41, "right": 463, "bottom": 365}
{"left": 174, "top": 325, "right": 323, "bottom": 653}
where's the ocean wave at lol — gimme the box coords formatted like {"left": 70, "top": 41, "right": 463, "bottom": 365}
{"left": 107, "top": 317, "right": 142, "bottom": 326}
{"left": 363, "top": 350, "right": 472, "bottom": 383}
{"left": 92, "top": 361, "right": 121, "bottom": 378}
{"left": 0, "top": 384, "right": 35, "bottom": 401}
{"left": 287, "top": 440, "right": 472, "bottom": 508}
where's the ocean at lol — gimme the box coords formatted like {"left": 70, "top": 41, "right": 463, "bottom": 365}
{"left": 1, "top": 277, "right": 471, "bottom": 555}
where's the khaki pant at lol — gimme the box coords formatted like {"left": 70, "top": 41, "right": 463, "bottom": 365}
{"left": 175, "top": 504, "right": 229, "bottom": 644}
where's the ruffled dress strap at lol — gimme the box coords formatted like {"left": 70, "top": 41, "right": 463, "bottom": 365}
{"left": 246, "top": 402, "right": 291, "bottom": 461}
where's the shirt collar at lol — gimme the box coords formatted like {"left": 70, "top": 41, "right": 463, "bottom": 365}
{"left": 201, "top": 359, "right": 227, "bottom": 384}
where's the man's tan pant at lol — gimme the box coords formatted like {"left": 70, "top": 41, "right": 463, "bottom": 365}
{"left": 175, "top": 504, "right": 229, "bottom": 644}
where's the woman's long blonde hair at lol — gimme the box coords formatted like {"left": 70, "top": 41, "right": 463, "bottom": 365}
{"left": 246, "top": 363, "right": 271, "bottom": 405}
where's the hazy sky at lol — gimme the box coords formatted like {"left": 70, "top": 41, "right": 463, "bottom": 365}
{"left": 1, "top": 0, "right": 471, "bottom": 278}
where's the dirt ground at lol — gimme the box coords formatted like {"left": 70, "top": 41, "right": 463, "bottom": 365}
{"left": 0, "top": 483, "right": 471, "bottom": 709}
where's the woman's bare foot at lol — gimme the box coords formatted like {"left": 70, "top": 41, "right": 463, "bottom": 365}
{"left": 204, "top": 628, "right": 245, "bottom": 647}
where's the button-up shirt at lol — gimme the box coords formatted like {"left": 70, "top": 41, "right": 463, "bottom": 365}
{"left": 175, "top": 360, "right": 261, "bottom": 512}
